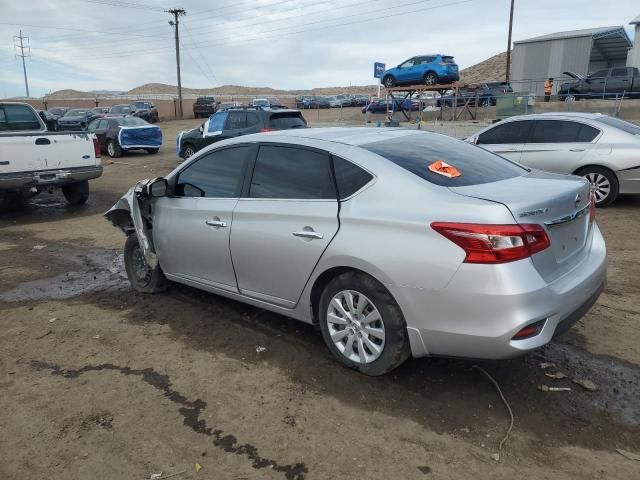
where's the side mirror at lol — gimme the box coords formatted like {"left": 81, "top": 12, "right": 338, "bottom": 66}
{"left": 149, "top": 178, "right": 168, "bottom": 197}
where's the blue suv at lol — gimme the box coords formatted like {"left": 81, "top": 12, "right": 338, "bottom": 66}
{"left": 381, "top": 54, "right": 459, "bottom": 88}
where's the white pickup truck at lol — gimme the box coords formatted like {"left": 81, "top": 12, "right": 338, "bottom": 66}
{"left": 0, "top": 102, "right": 102, "bottom": 205}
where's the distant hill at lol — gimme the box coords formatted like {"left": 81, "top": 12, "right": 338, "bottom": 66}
{"left": 126, "top": 83, "right": 378, "bottom": 97}
{"left": 459, "top": 51, "right": 508, "bottom": 84}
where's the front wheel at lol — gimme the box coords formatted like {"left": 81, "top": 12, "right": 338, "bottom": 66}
{"left": 62, "top": 180, "right": 89, "bottom": 205}
{"left": 124, "top": 234, "right": 169, "bottom": 293}
{"left": 577, "top": 166, "right": 619, "bottom": 207}
{"left": 146, "top": 148, "right": 159, "bottom": 154}
{"left": 318, "top": 271, "right": 410, "bottom": 376}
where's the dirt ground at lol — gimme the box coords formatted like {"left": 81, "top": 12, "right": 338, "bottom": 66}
{"left": 1, "top": 119, "right": 639, "bottom": 480}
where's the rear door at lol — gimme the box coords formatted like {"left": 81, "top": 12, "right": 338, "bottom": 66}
{"left": 476, "top": 119, "right": 532, "bottom": 162}
{"left": 230, "top": 144, "right": 339, "bottom": 308}
{"left": 519, "top": 120, "right": 600, "bottom": 174}
{"left": 153, "top": 145, "right": 251, "bottom": 291}
{"left": 608, "top": 67, "right": 632, "bottom": 95}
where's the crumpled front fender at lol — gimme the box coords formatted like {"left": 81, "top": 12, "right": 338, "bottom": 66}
{"left": 104, "top": 178, "right": 161, "bottom": 268}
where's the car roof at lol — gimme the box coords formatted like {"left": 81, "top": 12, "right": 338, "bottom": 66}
{"left": 255, "top": 127, "right": 423, "bottom": 146}
{"left": 502, "top": 112, "right": 606, "bottom": 122}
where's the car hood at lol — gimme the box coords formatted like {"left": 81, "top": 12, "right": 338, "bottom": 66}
{"left": 181, "top": 127, "right": 202, "bottom": 139}
{"left": 59, "top": 116, "right": 85, "bottom": 122}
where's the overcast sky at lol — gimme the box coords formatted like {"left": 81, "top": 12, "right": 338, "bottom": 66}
{"left": 0, "top": 0, "right": 637, "bottom": 97}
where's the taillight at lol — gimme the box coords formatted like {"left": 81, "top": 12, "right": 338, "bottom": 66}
{"left": 512, "top": 319, "right": 546, "bottom": 340}
{"left": 260, "top": 128, "right": 275, "bottom": 132}
{"left": 93, "top": 137, "right": 101, "bottom": 158}
{"left": 431, "top": 222, "right": 550, "bottom": 264}
{"left": 589, "top": 191, "right": 596, "bottom": 222}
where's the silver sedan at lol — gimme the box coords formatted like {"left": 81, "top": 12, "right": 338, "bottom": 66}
{"left": 467, "top": 112, "right": 640, "bottom": 206}
{"left": 107, "top": 128, "right": 607, "bottom": 376}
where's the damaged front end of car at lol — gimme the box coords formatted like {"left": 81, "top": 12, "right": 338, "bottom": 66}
{"left": 104, "top": 177, "right": 167, "bottom": 269}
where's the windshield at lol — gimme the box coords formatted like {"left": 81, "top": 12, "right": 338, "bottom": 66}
{"left": 133, "top": 102, "right": 151, "bottom": 108}
{"left": 268, "top": 113, "right": 307, "bottom": 129}
{"left": 64, "top": 109, "right": 87, "bottom": 116}
{"left": 253, "top": 99, "right": 269, "bottom": 106}
{"left": 362, "top": 133, "right": 526, "bottom": 187}
{"left": 594, "top": 116, "right": 640, "bottom": 136}
{"left": 115, "top": 117, "right": 148, "bottom": 127}
{"left": 109, "top": 105, "right": 130, "bottom": 114}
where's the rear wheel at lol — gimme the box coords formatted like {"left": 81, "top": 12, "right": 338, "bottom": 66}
{"left": 424, "top": 72, "right": 438, "bottom": 86}
{"left": 124, "top": 234, "right": 169, "bottom": 293}
{"left": 62, "top": 180, "right": 89, "bottom": 205}
{"left": 318, "top": 271, "right": 410, "bottom": 376}
{"left": 577, "top": 166, "right": 619, "bottom": 207}
{"left": 107, "top": 139, "right": 121, "bottom": 158}
{"left": 383, "top": 76, "right": 395, "bottom": 88}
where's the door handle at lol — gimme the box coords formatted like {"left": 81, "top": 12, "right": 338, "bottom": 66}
{"left": 569, "top": 148, "right": 585, "bottom": 152}
{"left": 35, "top": 138, "right": 51, "bottom": 145}
{"left": 205, "top": 219, "right": 227, "bottom": 228}
{"left": 293, "top": 231, "right": 324, "bottom": 239}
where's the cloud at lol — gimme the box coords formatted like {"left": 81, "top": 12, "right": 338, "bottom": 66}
{"left": 0, "top": 0, "right": 637, "bottom": 97}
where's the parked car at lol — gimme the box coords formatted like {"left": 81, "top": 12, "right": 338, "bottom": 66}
{"left": 217, "top": 101, "right": 243, "bottom": 111}
{"left": 0, "top": 102, "right": 102, "bottom": 205}
{"left": 351, "top": 94, "right": 369, "bottom": 106}
{"left": 382, "top": 54, "right": 459, "bottom": 88}
{"left": 87, "top": 116, "right": 162, "bottom": 158}
{"left": 56, "top": 108, "right": 95, "bottom": 130}
{"left": 326, "top": 96, "right": 342, "bottom": 108}
{"left": 295, "top": 96, "right": 312, "bottom": 108}
{"left": 306, "top": 96, "right": 330, "bottom": 109}
{"left": 107, "top": 127, "right": 606, "bottom": 376}
{"left": 176, "top": 108, "right": 307, "bottom": 159}
{"left": 558, "top": 67, "right": 640, "bottom": 101}
{"left": 193, "top": 96, "right": 216, "bottom": 118}
{"left": 362, "top": 98, "right": 418, "bottom": 113}
{"left": 46, "top": 106, "right": 70, "bottom": 129}
{"left": 37, "top": 110, "right": 56, "bottom": 131}
{"left": 438, "top": 82, "right": 513, "bottom": 107}
{"left": 467, "top": 112, "right": 640, "bottom": 206}
{"left": 251, "top": 98, "right": 271, "bottom": 108}
{"left": 336, "top": 94, "right": 352, "bottom": 107}
{"left": 130, "top": 101, "right": 159, "bottom": 123}
{"left": 106, "top": 104, "right": 133, "bottom": 117}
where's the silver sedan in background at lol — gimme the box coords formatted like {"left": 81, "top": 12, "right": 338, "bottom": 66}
{"left": 107, "top": 128, "right": 606, "bottom": 376}
{"left": 467, "top": 112, "right": 640, "bottom": 206}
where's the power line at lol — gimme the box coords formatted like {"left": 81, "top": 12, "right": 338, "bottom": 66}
{"left": 77, "top": 0, "right": 168, "bottom": 11}
{"left": 167, "top": 8, "right": 186, "bottom": 118}
{"left": 0, "top": 21, "right": 172, "bottom": 39}
{"left": 14, "top": 29, "right": 30, "bottom": 97}
{"left": 181, "top": 19, "right": 220, "bottom": 86}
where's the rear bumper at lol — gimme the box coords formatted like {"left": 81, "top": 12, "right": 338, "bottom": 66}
{"left": 0, "top": 166, "right": 103, "bottom": 191}
{"left": 617, "top": 166, "right": 640, "bottom": 195}
{"left": 398, "top": 223, "right": 607, "bottom": 359}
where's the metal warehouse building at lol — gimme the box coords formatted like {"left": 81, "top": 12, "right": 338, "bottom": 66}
{"left": 510, "top": 26, "right": 633, "bottom": 96}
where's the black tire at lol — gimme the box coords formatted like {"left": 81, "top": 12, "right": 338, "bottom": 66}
{"left": 383, "top": 75, "right": 395, "bottom": 88}
{"left": 424, "top": 72, "right": 438, "bottom": 86}
{"left": 576, "top": 166, "right": 619, "bottom": 207}
{"left": 124, "top": 234, "right": 169, "bottom": 293}
{"left": 318, "top": 271, "right": 410, "bottom": 376}
{"left": 62, "top": 180, "right": 89, "bottom": 205}
{"left": 107, "top": 139, "right": 121, "bottom": 158}
{"left": 182, "top": 143, "right": 196, "bottom": 159}
{"left": 146, "top": 148, "right": 159, "bottom": 154}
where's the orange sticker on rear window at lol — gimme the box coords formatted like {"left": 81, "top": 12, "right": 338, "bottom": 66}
{"left": 428, "top": 160, "right": 461, "bottom": 178}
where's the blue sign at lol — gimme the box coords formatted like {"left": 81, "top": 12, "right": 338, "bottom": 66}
{"left": 374, "top": 62, "right": 385, "bottom": 79}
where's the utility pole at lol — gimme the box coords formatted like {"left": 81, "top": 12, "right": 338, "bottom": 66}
{"left": 167, "top": 8, "right": 186, "bottom": 118}
{"left": 14, "top": 29, "right": 30, "bottom": 97}
{"left": 505, "top": 0, "right": 514, "bottom": 83}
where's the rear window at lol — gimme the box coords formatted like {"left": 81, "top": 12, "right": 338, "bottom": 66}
{"left": 594, "top": 116, "right": 640, "bottom": 136}
{"left": 441, "top": 56, "right": 456, "bottom": 64}
{"left": 116, "top": 117, "right": 148, "bottom": 127}
{"left": 0, "top": 104, "right": 42, "bottom": 131}
{"left": 268, "top": 113, "right": 307, "bottom": 129}
{"left": 362, "top": 133, "right": 526, "bottom": 187}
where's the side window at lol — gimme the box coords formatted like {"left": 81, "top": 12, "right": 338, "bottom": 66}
{"left": 591, "top": 69, "right": 609, "bottom": 79}
{"left": 530, "top": 120, "right": 597, "bottom": 143}
{"left": 400, "top": 58, "right": 415, "bottom": 68}
{"left": 477, "top": 121, "right": 531, "bottom": 144}
{"left": 611, "top": 68, "right": 628, "bottom": 77}
{"left": 176, "top": 146, "right": 249, "bottom": 198}
{"left": 88, "top": 119, "right": 100, "bottom": 131}
{"left": 249, "top": 146, "right": 335, "bottom": 199}
{"left": 226, "top": 111, "right": 246, "bottom": 130}
{"left": 246, "top": 112, "right": 260, "bottom": 127}
{"left": 332, "top": 156, "right": 373, "bottom": 199}
{"left": 0, "top": 104, "right": 41, "bottom": 131}
{"left": 98, "top": 120, "right": 108, "bottom": 130}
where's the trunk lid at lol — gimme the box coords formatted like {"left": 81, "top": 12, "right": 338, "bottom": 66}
{"left": 450, "top": 170, "right": 593, "bottom": 282}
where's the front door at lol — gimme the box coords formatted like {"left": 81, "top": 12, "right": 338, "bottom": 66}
{"left": 153, "top": 145, "right": 251, "bottom": 291}
{"left": 231, "top": 144, "right": 339, "bottom": 308}
{"left": 475, "top": 119, "right": 533, "bottom": 163}
{"left": 519, "top": 120, "right": 599, "bottom": 174}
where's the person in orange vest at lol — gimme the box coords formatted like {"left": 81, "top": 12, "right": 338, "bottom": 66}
{"left": 544, "top": 78, "right": 554, "bottom": 102}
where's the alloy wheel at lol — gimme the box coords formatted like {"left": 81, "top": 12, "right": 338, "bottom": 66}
{"left": 585, "top": 172, "right": 611, "bottom": 204}
{"left": 131, "top": 246, "right": 152, "bottom": 283}
{"left": 107, "top": 142, "right": 115, "bottom": 157}
{"left": 326, "top": 290, "right": 386, "bottom": 364}
{"left": 184, "top": 146, "right": 195, "bottom": 158}
{"left": 425, "top": 73, "right": 437, "bottom": 85}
